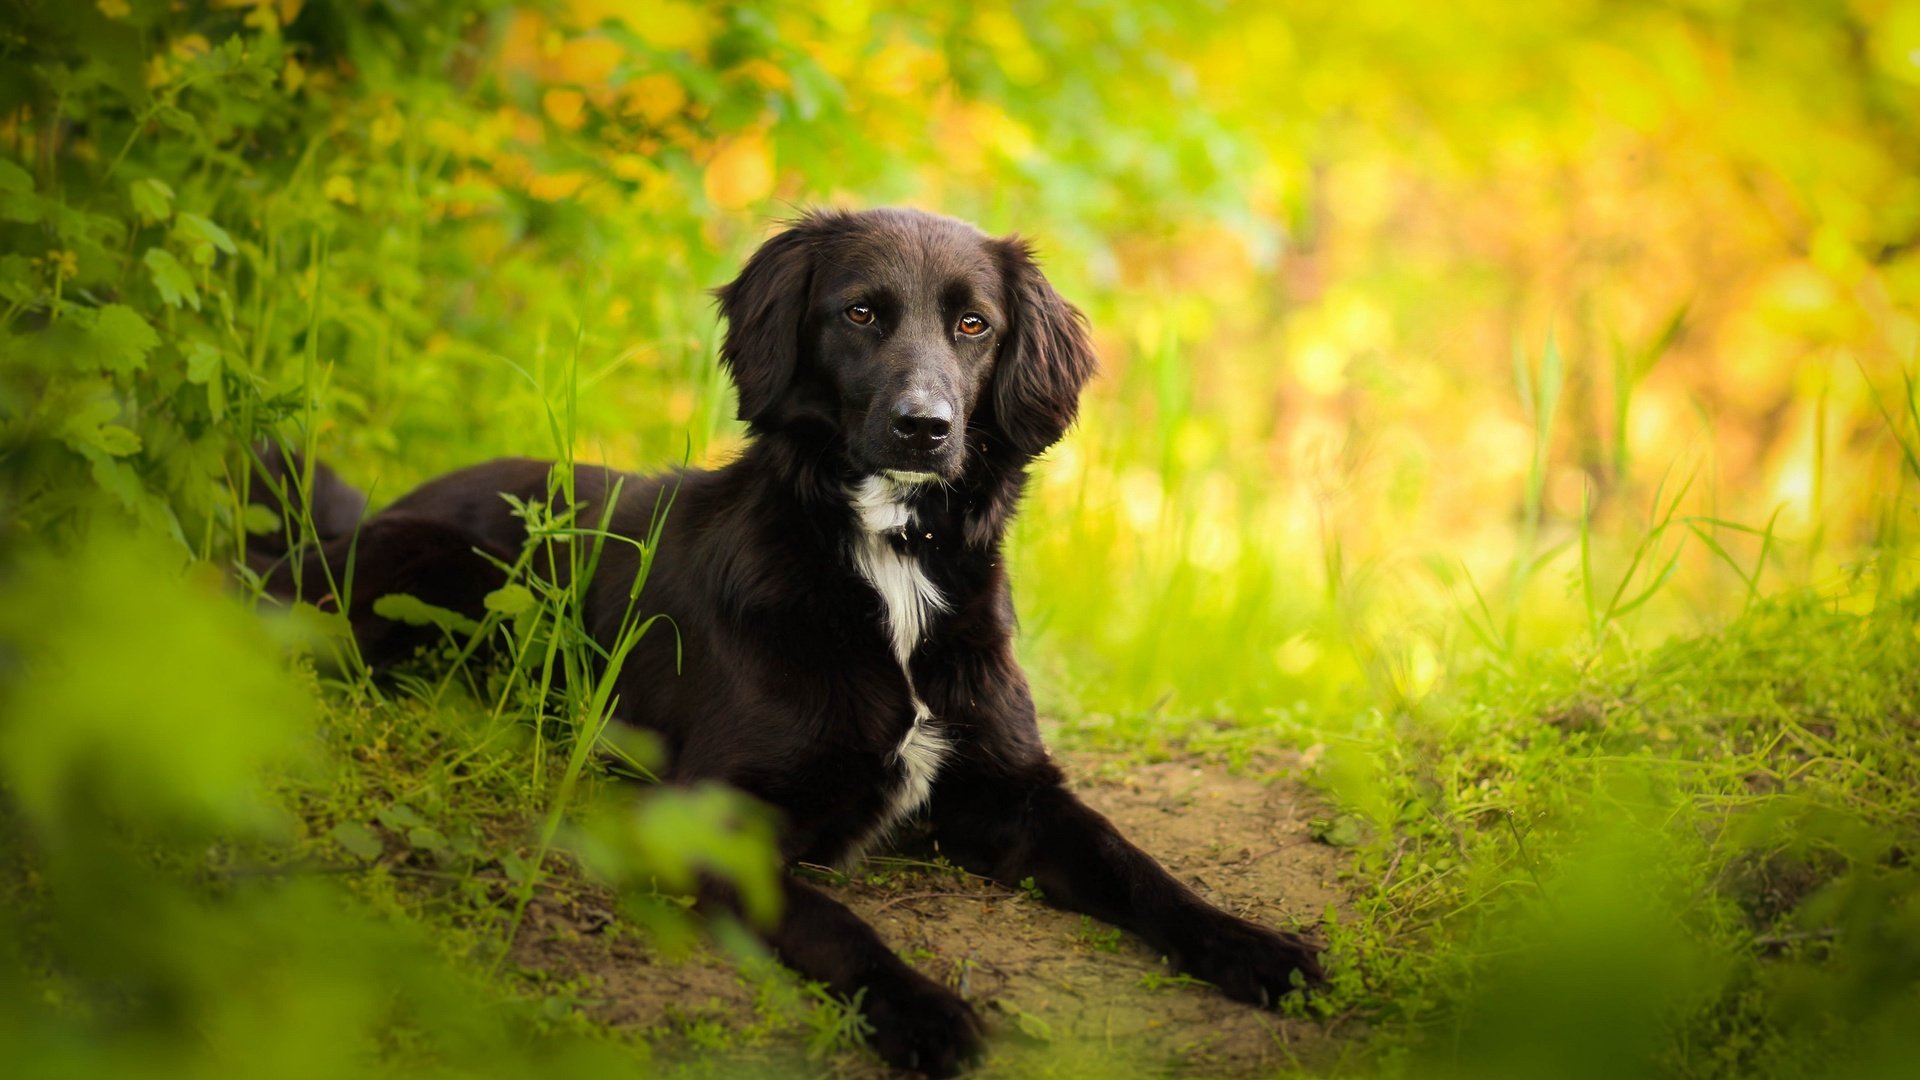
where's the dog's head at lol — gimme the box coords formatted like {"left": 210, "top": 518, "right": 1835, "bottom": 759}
{"left": 715, "top": 208, "right": 1098, "bottom": 482}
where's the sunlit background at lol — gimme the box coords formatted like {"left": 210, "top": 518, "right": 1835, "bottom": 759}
{"left": 191, "top": 0, "right": 1920, "bottom": 715}
{"left": 3, "top": 2, "right": 1918, "bottom": 1077}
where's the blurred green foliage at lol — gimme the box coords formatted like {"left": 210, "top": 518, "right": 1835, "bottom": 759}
{"left": 1303, "top": 593, "right": 1920, "bottom": 1079}
{"left": 0, "top": 535, "right": 645, "bottom": 1077}
{"left": 2, "top": 0, "right": 1918, "bottom": 1076}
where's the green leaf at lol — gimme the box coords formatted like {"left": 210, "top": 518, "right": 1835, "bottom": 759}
{"left": 997, "top": 1000, "right": 1055, "bottom": 1043}
{"left": 186, "top": 340, "right": 227, "bottom": 420}
{"left": 57, "top": 391, "right": 140, "bottom": 458}
{"left": 0, "top": 254, "right": 34, "bottom": 303}
{"left": 87, "top": 304, "right": 160, "bottom": 374}
{"left": 0, "top": 148, "right": 40, "bottom": 224}
{"left": 87, "top": 454, "right": 149, "bottom": 514}
{"left": 144, "top": 247, "right": 199, "bottom": 310}
{"left": 286, "top": 602, "right": 354, "bottom": 645}
{"left": 0, "top": 158, "right": 32, "bottom": 195}
{"left": 185, "top": 340, "right": 222, "bottom": 384}
{"left": 92, "top": 425, "right": 142, "bottom": 457}
{"left": 130, "top": 178, "right": 175, "bottom": 224}
{"left": 175, "top": 212, "right": 235, "bottom": 266}
{"left": 407, "top": 825, "right": 451, "bottom": 860}
{"left": 330, "top": 821, "right": 384, "bottom": 861}
{"left": 187, "top": 338, "right": 228, "bottom": 418}
{"left": 0, "top": 188, "right": 43, "bottom": 224}
{"left": 483, "top": 583, "right": 536, "bottom": 616}
{"left": 375, "top": 803, "right": 425, "bottom": 830}
{"left": 241, "top": 503, "right": 281, "bottom": 535}
{"left": 501, "top": 851, "right": 533, "bottom": 887}
{"left": 153, "top": 103, "right": 199, "bottom": 136}
{"left": 1309, "top": 814, "right": 1371, "bottom": 849}
{"left": 370, "top": 593, "right": 482, "bottom": 635}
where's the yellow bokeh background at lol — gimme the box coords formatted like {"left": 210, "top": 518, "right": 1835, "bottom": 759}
{"left": 38, "top": 0, "right": 1916, "bottom": 714}
{"left": 355, "top": 0, "right": 1918, "bottom": 712}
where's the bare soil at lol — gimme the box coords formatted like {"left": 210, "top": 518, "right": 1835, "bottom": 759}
{"left": 509, "top": 751, "right": 1350, "bottom": 1077}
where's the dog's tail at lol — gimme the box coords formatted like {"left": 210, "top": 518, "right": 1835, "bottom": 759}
{"left": 239, "top": 441, "right": 369, "bottom": 606}
{"left": 243, "top": 442, "right": 368, "bottom": 559}
{"left": 240, "top": 444, "right": 512, "bottom": 670}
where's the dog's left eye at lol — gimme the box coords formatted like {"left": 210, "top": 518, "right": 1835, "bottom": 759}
{"left": 957, "top": 313, "right": 988, "bottom": 337}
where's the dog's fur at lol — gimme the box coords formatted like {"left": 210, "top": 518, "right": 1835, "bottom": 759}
{"left": 256, "top": 208, "right": 1322, "bottom": 1075}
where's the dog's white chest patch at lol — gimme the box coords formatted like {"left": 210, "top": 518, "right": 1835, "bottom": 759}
{"left": 887, "top": 695, "right": 950, "bottom": 830}
{"left": 846, "top": 474, "right": 952, "bottom": 835}
{"left": 847, "top": 475, "right": 947, "bottom": 665}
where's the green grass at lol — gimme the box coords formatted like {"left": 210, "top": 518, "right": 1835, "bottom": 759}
{"left": 1021, "top": 338, "right": 1920, "bottom": 1075}
{"left": 1025, "top": 500, "right": 1920, "bottom": 1077}
{"left": 1308, "top": 592, "right": 1920, "bottom": 1078}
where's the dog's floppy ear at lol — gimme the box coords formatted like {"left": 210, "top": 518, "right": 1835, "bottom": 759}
{"left": 714, "top": 218, "right": 821, "bottom": 428}
{"left": 988, "top": 237, "right": 1099, "bottom": 458}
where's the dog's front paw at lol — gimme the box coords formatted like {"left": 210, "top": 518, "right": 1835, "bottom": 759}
{"left": 861, "top": 976, "right": 984, "bottom": 1077}
{"left": 1170, "top": 909, "right": 1325, "bottom": 1006}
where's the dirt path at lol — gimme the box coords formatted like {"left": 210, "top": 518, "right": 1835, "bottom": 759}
{"left": 510, "top": 752, "right": 1349, "bottom": 1076}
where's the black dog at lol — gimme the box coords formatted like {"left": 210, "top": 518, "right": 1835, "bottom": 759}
{"left": 257, "top": 208, "right": 1323, "bottom": 1075}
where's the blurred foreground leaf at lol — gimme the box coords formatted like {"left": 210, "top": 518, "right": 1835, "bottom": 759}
{"left": 0, "top": 534, "right": 309, "bottom": 839}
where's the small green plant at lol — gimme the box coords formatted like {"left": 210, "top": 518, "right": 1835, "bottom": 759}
{"left": 1075, "top": 915, "right": 1123, "bottom": 953}
{"left": 801, "top": 984, "right": 875, "bottom": 1061}
{"left": 1138, "top": 968, "right": 1210, "bottom": 992}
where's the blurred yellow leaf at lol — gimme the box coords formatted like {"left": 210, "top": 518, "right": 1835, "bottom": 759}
{"left": 730, "top": 58, "right": 792, "bottom": 92}
{"left": 703, "top": 132, "right": 775, "bottom": 210}
{"left": 171, "top": 34, "right": 211, "bottom": 61}
{"left": 817, "top": 0, "right": 870, "bottom": 34}
{"left": 610, "top": 154, "right": 662, "bottom": 184}
{"left": 623, "top": 0, "right": 710, "bottom": 52}
{"left": 490, "top": 150, "right": 534, "bottom": 188}
{"left": 528, "top": 171, "right": 589, "bottom": 201}
{"left": 1871, "top": 1, "right": 1920, "bottom": 86}
{"left": 555, "top": 36, "right": 624, "bottom": 84}
{"left": 323, "top": 175, "right": 357, "bottom": 205}
{"left": 96, "top": 0, "right": 130, "bottom": 18}
{"left": 504, "top": 106, "right": 544, "bottom": 144}
{"left": 866, "top": 35, "right": 946, "bottom": 96}
{"left": 424, "top": 117, "right": 474, "bottom": 155}
{"left": 369, "top": 108, "right": 404, "bottom": 147}
{"left": 623, "top": 72, "right": 687, "bottom": 125}
{"left": 974, "top": 8, "right": 1045, "bottom": 85}
{"left": 542, "top": 87, "right": 587, "bottom": 130}
{"left": 442, "top": 167, "right": 500, "bottom": 218}
{"left": 499, "top": 11, "right": 547, "bottom": 73}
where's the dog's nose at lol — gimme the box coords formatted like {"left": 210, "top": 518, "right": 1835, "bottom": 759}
{"left": 889, "top": 397, "right": 952, "bottom": 452}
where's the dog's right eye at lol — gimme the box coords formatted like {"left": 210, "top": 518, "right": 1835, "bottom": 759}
{"left": 845, "top": 304, "right": 875, "bottom": 326}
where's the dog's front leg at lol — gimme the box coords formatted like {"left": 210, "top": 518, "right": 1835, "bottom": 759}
{"left": 928, "top": 756, "right": 1325, "bottom": 1006}
{"left": 713, "top": 875, "right": 982, "bottom": 1076}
